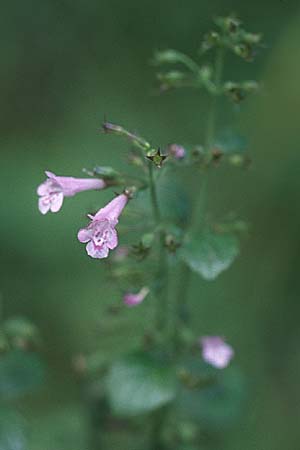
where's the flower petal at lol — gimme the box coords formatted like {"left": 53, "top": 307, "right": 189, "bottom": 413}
{"left": 86, "top": 241, "right": 109, "bottom": 259}
{"left": 38, "top": 197, "right": 50, "bottom": 214}
{"left": 45, "top": 171, "right": 56, "bottom": 179}
{"left": 37, "top": 181, "right": 48, "bottom": 196}
{"left": 107, "top": 228, "right": 118, "bottom": 249}
{"left": 94, "top": 194, "right": 128, "bottom": 222}
{"left": 77, "top": 227, "right": 93, "bottom": 243}
{"left": 50, "top": 192, "right": 64, "bottom": 212}
{"left": 201, "top": 336, "right": 234, "bottom": 369}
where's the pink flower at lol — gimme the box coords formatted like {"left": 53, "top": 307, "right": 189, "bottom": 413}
{"left": 123, "top": 287, "right": 149, "bottom": 307}
{"left": 200, "top": 336, "right": 234, "bottom": 369}
{"left": 168, "top": 143, "right": 186, "bottom": 159}
{"left": 37, "top": 171, "right": 106, "bottom": 214}
{"left": 77, "top": 193, "right": 128, "bottom": 259}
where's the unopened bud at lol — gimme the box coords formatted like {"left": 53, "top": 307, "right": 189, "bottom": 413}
{"left": 201, "top": 31, "right": 220, "bottom": 53}
{"left": 215, "top": 15, "right": 241, "bottom": 34}
{"left": 153, "top": 49, "right": 183, "bottom": 65}
{"left": 102, "top": 121, "right": 124, "bottom": 134}
{"left": 243, "top": 32, "right": 262, "bottom": 45}
{"left": 91, "top": 166, "right": 120, "bottom": 180}
{"left": 168, "top": 143, "right": 186, "bottom": 160}
{"left": 242, "top": 80, "right": 259, "bottom": 92}
{"left": 224, "top": 82, "right": 245, "bottom": 103}
{"left": 233, "top": 43, "right": 253, "bottom": 61}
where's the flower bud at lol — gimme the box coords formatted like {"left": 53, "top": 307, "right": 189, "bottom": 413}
{"left": 243, "top": 32, "right": 262, "bottom": 45}
{"left": 233, "top": 43, "right": 253, "bottom": 61}
{"left": 215, "top": 15, "right": 241, "bottom": 34}
{"left": 123, "top": 287, "right": 149, "bottom": 307}
{"left": 168, "top": 143, "right": 186, "bottom": 160}
{"left": 90, "top": 166, "right": 120, "bottom": 180}
{"left": 242, "top": 80, "right": 259, "bottom": 92}
{"left": 157, "top": 71, "right": 186, "bottom": 89}
{"left": 200, "top": 336, "right": 234, "bottom": 369}
{"left": 153, "top": 49, "right": 183, "bottom": 65}
{"left": 223, "top": 82, "right": 245, "bottom": 103}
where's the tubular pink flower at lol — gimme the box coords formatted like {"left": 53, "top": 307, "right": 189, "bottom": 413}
{"left": 37, "top": 171, "right": 106, "bottom": 214}
{"left": 200, "top": 336, "right": 234, "bottom": 369}
{"left": 168, "top": 143, "right": 186, "bottom": 159}
{"left": 77, "top": 193, "right": 128, "bottom": 259}
{"left": 123, "top": 287, "right": 149, "bottom": 307}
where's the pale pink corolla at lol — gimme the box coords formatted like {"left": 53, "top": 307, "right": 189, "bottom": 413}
{"left": 123, "top": 287, "right": 149, "bottom": 307}
{"left": 77, "top": 193, "right": 128, "bottom": 259}
{"left": 168, "top": 143, "right": 186, "bottom": 159}
{"left": 200, "top": 336, "right": 234, "bottom": 369}
{"left": 37, "top": 171, "right": 106, "bottom": 214}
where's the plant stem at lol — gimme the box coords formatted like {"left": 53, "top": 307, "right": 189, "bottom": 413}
{"left": 148, "top": 162, "right": 169, "bottom": 335}
{"left": 148, "top": 161, "right": 170, "bottom": 450}
{"left": 148, "top": 162, "right": 161, "bottom": 224}
{"left": 174, "top": 47, "right": 225, "bottom": 346}
{"left": 205, "top": 47, "right": 224, "bottom": 150}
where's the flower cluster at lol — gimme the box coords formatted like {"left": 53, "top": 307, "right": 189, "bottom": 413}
{"left": 37, "top": 171, "right": 128, "bottom": 260}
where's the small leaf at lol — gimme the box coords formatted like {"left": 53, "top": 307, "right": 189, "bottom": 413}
{"left": 0, "top": 350, "right": 45, "bottom": 399}
{"left": 180, "top": 229, "right": 239, "bottom": 280}
{"left": 106, "top": 352, "right": 176, "bottom": 416}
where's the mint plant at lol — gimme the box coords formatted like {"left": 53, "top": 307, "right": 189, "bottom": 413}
{"left": 37, "top": 14, "right": 263, "bottom": 450}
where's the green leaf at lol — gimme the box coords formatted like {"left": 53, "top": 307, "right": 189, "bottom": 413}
{"left": 0, "top": 409, "right": 27, "bottom": 450}
{"left": 106, "top": 352, "right": 177, "bottom": 416}
{"left": 176, "top": 358, "right": 245, "bottom": 429}
{"left": 0, "top": 350, "right": 45, "bottom": 399}
{"left": 180, "top": 229, "right": 239, "bottom": 280}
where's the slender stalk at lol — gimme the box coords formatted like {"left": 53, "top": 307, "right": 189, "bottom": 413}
{"left": 148, "top": 161, "right": 170, "bottom": 450}
{"left": 148, "top": 161, "right": 170, "bottom": 334}
{"left": 148, "top": 162, "right": 161, "bottom": 224}
{"left": 204, "top": 47, "right": 224, "bottom": 150}
{"left": 173, "top": 47, "right": 225, "bottom": 347}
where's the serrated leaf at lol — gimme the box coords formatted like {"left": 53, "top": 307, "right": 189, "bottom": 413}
{"left": 106, "top": 352, "right": 176, "bottom": 416}
{"left": 0, "top": 350, "right": 44, "bottom": 399}
{"left": 176, "top": 358, "right": 245, "bottom": 429}
{"left": 180, "top": 229, "right": 239, "bottom": 280}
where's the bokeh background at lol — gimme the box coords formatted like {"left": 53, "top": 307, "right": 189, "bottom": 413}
{"left": 1, "top": 0, "right": 300, "bottom": 448}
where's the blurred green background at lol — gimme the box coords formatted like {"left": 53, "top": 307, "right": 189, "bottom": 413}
{"left": 1, "top": 0, "right": 300, "bottom": 448}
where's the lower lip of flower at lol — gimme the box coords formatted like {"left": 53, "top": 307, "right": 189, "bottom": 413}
{"left": 91, "top": 222, "right": 113, "bottom": 247}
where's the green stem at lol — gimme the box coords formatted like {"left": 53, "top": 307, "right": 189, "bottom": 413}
{"left": 148, "top": 162, "right": 161, "bottom": 224}
{"left": 148, "top": 161, "right": 169, "bottom": 334}
{"left": 148, "top": 162, "right": 170, "bottom": 449}
{"left": 177, "top": 52, "right": 201, "bottom": 74}
{"left": 205, "top": 47, "right": 224, "bottom": 150}
{"left": 174, "top": 47, "right": 225, "bottom": 347}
